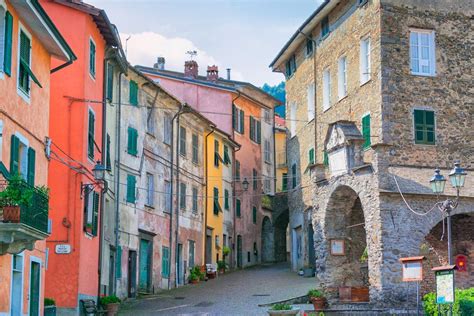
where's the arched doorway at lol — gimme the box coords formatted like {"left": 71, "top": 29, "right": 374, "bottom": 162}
{"left": 261, "top": 216, "right": 274, "bottom": 263}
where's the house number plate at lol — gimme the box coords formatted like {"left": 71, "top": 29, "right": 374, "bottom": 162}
{"left": 55, "top": 244, "right": 71, "bottom": 254}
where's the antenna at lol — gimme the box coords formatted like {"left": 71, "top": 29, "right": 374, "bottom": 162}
{"left": 186, "top": 50, "right": 198, "bottom": 60}
{"left": 125, "top": 35, "right": 132, "bottom": 57}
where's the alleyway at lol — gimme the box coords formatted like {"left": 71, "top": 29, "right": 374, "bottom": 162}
{"left": 119, "top": 263, "right": 314, "bottom": 316}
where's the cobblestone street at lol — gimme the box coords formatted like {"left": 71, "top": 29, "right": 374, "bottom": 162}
{"left": 119, "top": 263, "right": 315, "bottom": 316}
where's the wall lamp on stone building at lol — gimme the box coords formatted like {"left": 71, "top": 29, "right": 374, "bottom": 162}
{"left": 81, "top": 161, "right": 108, "bottom": 197}
{"left": 429, "top": 162, "right": 467, "bottom": 265}
{"left": 242, "top": 178, "right": 249, "bottom": 191}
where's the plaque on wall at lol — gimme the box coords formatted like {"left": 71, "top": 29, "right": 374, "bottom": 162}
{"left": 330, "top": 239, "right": 345, "bottom": 256}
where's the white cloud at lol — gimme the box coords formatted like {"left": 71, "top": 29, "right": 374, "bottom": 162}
{"left": 120, "top": 32, "right": 244, "bottom": 81}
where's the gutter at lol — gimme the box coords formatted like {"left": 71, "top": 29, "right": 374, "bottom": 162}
{"left": 231, "top": 91, "right": 241, "bottom": 268}
{"left": 51, "top": 59, "right": 74, "bottom": 74}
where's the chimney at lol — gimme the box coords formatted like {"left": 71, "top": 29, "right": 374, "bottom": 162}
{"left": 153, "top": 57, "right": 165, "bottom": 70}
{"left": 207, "top": 65, "right": 219, "bottom": 81}
{"left": 184, "top": 60, "right": 199, "bottom": 79}
{"left": 226, "top": 68, "right": 231, "bottom": 80}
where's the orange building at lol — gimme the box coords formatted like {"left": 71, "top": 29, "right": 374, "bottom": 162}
{"left": 40, "top": 0, "right": 121, "bottom": 313}
{"left": 0, "top": 0, "right": 74, "bottom": 315}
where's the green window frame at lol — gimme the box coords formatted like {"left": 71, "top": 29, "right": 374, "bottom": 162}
{"left": 106, "top": 134, "right": 111, "bottom": 171}
{"left": 291, "top": 164, "right": 297, "bottom": 189}
{"left": 179, "top": 182, "right": 186, "bottom": 210}
{"left": 224, "top": 189, "right": 229, "bottom": 210}
{"left": 88, "top": 110, "right": 95, "bottom": 159}
{"left": 127, "top": 127, "right": 138, "bottom": 156}
{"left": 362, "top": 114, "right": 371, "bottom": 149}
{"left": 126, "top": 174, "right": 136, "bottom": 203}
{"left": 106, "top": 63, "right": 114, "bottom": 101}
{"left": 214, "top": 139, "right": 220, "bottom": 167}
{"left": 213, "top": 187, "right": 221, "bottom": 215}
{"left": 282, "top": 173, "right": 288, "bottom": 191}
{"left": 3, "top": 11, "right": 13, "bottom": 76}
{"left": 323, "top": 151, "right": 329, "bottom": 166}
{"left": 129, "top": 80, "right": 138, "bottom": 106}
{"left": 179, "top": 126, "right": 186, "bottom": 156}
{"left": 252, "top": 206, "right": 257, "bottom": 224}
{"left": 192, "top": 187, "right": 198, "bottom": 213}
{"left": 235, "top": 160, "right": 240, "bottom": 181}
{"left": 236, "top": 199, "right": 241, "bottom": 218}
{"left": 89, "top": 38, "right": 96, "bottom": 77}
{"left": 162, "top": 247, "right": 170, "bottom": 277}
{"left": 192, "top": 133, "right": 199, "bottom": 164}
{"left": 414, "top": 109, "right": 435, "bottom": 145}
{"left": 223, "top": 145, "right": 231, "bottom": 165}
{"left": 253, "top": 169, "right": 257, "bottom": 190}
{"left": 309, "top": 148, "right": 315, "bottom": 165}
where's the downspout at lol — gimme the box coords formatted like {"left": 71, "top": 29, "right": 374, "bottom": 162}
{"left": 231, "top": 91, "right": 241, "bottom": 268}
{"left": 174, "top": 110, "right": 181, "bottom": 289}
{"left": 204, "top": 126, "right": 216, "bottom": 265}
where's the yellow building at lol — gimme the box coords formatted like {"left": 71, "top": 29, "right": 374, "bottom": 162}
{"left": 204, "top": 129, "right": 239, "bottom": 265}
{"left": 275, "top": 116, "right": 288, "bottom": 192}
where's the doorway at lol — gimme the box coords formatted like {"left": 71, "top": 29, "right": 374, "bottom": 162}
{"left": 11, "top": 254, "right": 23, "bottom": 315}
{"left": 177, "top": 243, "right": 184, "bottom": 285}
{"left": 205, "top": 228, "right": 212, "bottom": 264}
{"left": 139, "top": 239, "right": 152, "bottom": 292}
{"left": 128, "top": 250, "right": 137, "bottom": 298}
{"left": 237, "top": 235, "right": 242, "bottom": 268}
{"left": 108, "top": 248, "right": 115, "bottom": 295}
{"left": 29, "top": 259, "right": 41, "bottom": 316}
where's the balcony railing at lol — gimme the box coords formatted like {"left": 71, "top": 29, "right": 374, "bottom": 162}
{"left": 0, "top": 179, "right": 49, "bottom": 234}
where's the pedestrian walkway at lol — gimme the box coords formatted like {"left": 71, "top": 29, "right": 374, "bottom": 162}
{"left": 119, "top": 263, "right": 315, "bottom": 315}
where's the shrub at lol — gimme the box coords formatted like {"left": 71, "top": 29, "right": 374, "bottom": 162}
{"left": 223, "top": 246, "right": 231, "bottom": 256}
{"left": 217, "top": 260, "right": 228, "bottom": 271}
{"left": 99, "top": 295, "right": 121, "bottom": 306}
{"left": 308, "top": 289, "right": 324, "bottom": 298}
{"left": 190, "top": 266, "right": 205, "bottom": 281}
{"left": 423, "top": 287, "right": 474, "bottom": 315}
{"left": 271, "top": 303, "right": 292, "bottom": 311}
{"left": 44, "top": 298, "right": 55, "bottom": 306}
{"left": 0, "top": 174, "right": 34, "bottom": 207}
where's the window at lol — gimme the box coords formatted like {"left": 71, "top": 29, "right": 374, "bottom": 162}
{"left": 362, "top": 114, "right": 371, "bottom": 149}
{"left": 223, "top": 145, "right": 231, "bottom": 165}
{"left": 164, "top": 180, "right": 171, "bottom": 213}
{"left": 282, "top": 173, "right": 288, "bottom": 191}
{"left": 147, "top": 108, "right": 155, "bottom": 135}
{"left": 291, "top": 164, "right": 297, "bottom": 189}
{"left": 358, "top": 0, "right": 368, "bottom": 5}
{"left": 129, "top": 80, "right": 138, "bottom": 106}
{"left": 179, "top": 182, "right": 186, "bottom": 209}
{"left": 285, "top": 54, "right": 296, "bottom": 78}
{"left": 264, "top": 139, "right": 271, "bottom": 163}
{"left": 235, "top": 160, "right": 240, "bottom": 181}
{"left": 127, "top": 127, "right": 138, "bottom": 156}
{"left": 89, "top": 38, "right": 96, "bottom": 77}
{"left": 252, "top": 206, "right": 257, "bottom": 224}
{"left": 360, "top": 38, "right": 371, "bottom": 84}
{"left": 233, "top": 106, "right": 245, "bottom": 134}
{"left": 236, "top": 199, "right": 241, "bottom": 218}
{"left": 307, "top": 83, "right": 315, "bottom": 121}
{"left": 106, "top": 134, "right": 111, "bottom": 171}
{"left": 321, "top": 16, "right": 330, "bottom": 38}
{"left": 192, "top": 187, "right": 198, "bottom": 213}
{"left": 322, "top": 69, "right": 331, "bottom": 110}
{"left": 83, "top": 187, "right": 99, "bottom": 236}
{"left": 192, "top": 133, "right": 199, "bottom": 164}
{"left": 290, "top": 102, "right": 296, "bottom": 137}
{"left": 179, "top": 126, "right": 186, "bottom": 156}
{"left": 146, "top": 173, "right": 154, "bottom": 206}
{"left": 306, "top": 38, "right": 313, "bottom": 56}
{"left": 2, "top": 10, "right": 13, "bottom": 76}
{"left": 126, "top": 174, "right": 136, "bottom": 203}
{"left": 264, "top": 109, "right": 271, "bottom": 124}
{"left": 106, "top": 63, "right": 114, "bottom": 101}
{"left": 224, "top": 189, "right": 229, "bottom": 210}
{"left": 0, "top": 121, "right": 3, "bottom": 160}
{"left": 414, "top": 109, "right": 435, "bottom": 145}
{"left": 253, "top": 169, "right": 257, "bottom": 190}
{"left": 309, "top": 148, "right": 315, "bottom": 165}
{"left": 410, "top": 30, "right": 436, "bottom": 76}
{"left": 18, "top": 29, "right": 40, "bottom": 96}
{"left": 164, "top": 114, "right": 172, "bottom": 145}
{"left": 249, "top": 116, "right": 261, "bottom": 143}
{"left": 323, "top": 151, "right": 329, "bottom": 166}
{"left": 247, "top": 251, "right": 251, "bottom": 263}
{"left": 214, "top": 139, "right": 220, "bottom": 167}
{"left": 88, "top": 110, "right": 95, "bottom": 159}
{"left": 264, "top": 177, "right": 271, "bottom": 193}
{"left": 338, "top": 56, "right": 347, "bottom": 99}
{"left": 9, "top": 134, "right": 35, "bottom": 185}
{"left": 162, "top": 247, "right": 170, "bottom": 277}
{"left": 188, "top": 240, "right": 195, "bottom": 268}
{"left": 213, "top": 187, "right": 221, "bottom": 215}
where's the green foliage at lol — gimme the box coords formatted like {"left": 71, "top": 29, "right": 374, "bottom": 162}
{"left": 308, "top": 289, "right": 324, "bottom": 298}
{"left": 222, "top": 246, "right": 231, "bottom": 256}
{"left": 190, "top": 266, "right": 205, "bottom": 281}
{"left": 99, "top": 295, "right": 121, "bottom": 306}
{"left": 0, "top": 174, "right": 34, "bottom": 207}
{"left": 261, "top": 82, "right": 286, "bottom": 117}
{"left": 360, "top": 247, "right": 368, "bottom": 263}
{"left": 271, "top": 303, "right": 292, "bottom": 311}
{"left": 423, "top": 287, "right": 474, "bottom": 315}
{"left": 318, "top": 313, "right": 325, "bottom": 316}
{"left": 44, "top": 298, "right": 55, "bottom": 306}
{"left": 217, "top": 260, "right": 228, "bottom": 271}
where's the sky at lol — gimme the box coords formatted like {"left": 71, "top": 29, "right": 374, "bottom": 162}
{"left": 88, "top": 0, "right": 320, "bottom": 86}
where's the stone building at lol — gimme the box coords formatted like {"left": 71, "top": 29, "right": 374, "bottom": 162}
{"left": 271, "top": 0, "right": 473, "bottom": 310}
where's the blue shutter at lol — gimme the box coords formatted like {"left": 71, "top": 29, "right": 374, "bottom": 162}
{"left": 362, "top": 115, "right": 371, "bottom": 149}
{"left": 27, "top": 147, "right": 35, "bottom": 186}
{"left": 10, "top": 135, "right": 19, "bottom": 175}
{"left": 4, "top": 11, "right": 13, "bottom": 76}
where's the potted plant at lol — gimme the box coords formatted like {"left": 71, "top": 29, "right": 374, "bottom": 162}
{"left": 217, "top": 260, "right": 228, "bottom": 274}
{"left": 189, "top": 266, "right": 202, "bottom": 284}
{"left": 267, "top": 303, "right": 300, "bottom": 316}
{"left": 0, "top": 174, "right": 33, "bottom": 222}
{"left": 44, "top": 298, "right": 56, "bottom": 316}
{"left": 308, "top": 289, "right": 327, "bottom": 311}
{"left": 222, "top": 246, "right": 231, "bottom": 258}
{"left": 99, "top": 295, "right": 121, "bottom": 316}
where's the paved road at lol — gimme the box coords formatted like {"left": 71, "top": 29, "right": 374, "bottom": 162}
{"left": 119, "top": 263, "right": 315, "bottom": 316}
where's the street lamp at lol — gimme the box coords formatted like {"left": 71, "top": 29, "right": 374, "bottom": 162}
{"left": 429, "top": 162, "right": 468, "bottom": 265}
{"left": 81, "top": 161, "right": 107, "bottom": 197}
{"left": 242, "top": 178, "right": 249, "bottom": 192}
{"left": 92, "top": 161, "right": 106, "bottom": 181}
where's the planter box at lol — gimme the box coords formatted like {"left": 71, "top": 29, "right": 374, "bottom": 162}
{"left": 351, "top": 286, "right": 369, "bottom": 302}
{"left": 44, "top": 305, "right": 56, "bottom": 316}
{"left": 3, "top": 206, "right": 20, "bottom": 222}
{"left": 339, "top": 286, "right": 352, "bottom": 302}
{"left": 267, "top": 308, "right": 300, "bottom": 316}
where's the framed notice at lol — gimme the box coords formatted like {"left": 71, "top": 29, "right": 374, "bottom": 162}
{"left": 399, "top": 256, "right": 425, "bottom": 282}
{"left": 330, "top": 239, "right": 345, "bottom": 256}
{"left": 435, "top": 269, "right": 455, "bottom": 304}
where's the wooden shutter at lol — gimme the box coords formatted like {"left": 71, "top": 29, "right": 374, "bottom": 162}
{"left": 249, "top": 116, "right": 254, "bottom": 141}
{"left": 162, "top": 247, "right": 169, "bottom": 277}
{"left": 232, "top": 105, "right": 237, "bottom": 130}
{"left": 224, "top": 189, "right": 229, "bottom": 209}
{"left": 130, "top": 80, "right": 138, "bottom": 106}
{"left": 127, "top": 175, "right": 136, "bottom": 203}
{"left": 88, "top": 111, "right": 95, "bottom": 158}
{"left": 128, "top": 127, "right": 137, "bottom": 155}
{"left": 27, "top": 147, "right": 35, "bottom": 186}
{"left": 362, "top": 115, "right": 371, "bottom": 148}
{"left": 236, "top": 199, "right": 241, "bottom": 217}
{"left": 116, "top": 246, "right": 122, "bottom": 278}
{"left": 213, "top": 187, "right": 219, "bottom": 214}
{"left": 83, "top": 186, "right": 90, "bottom": 231}
{"left": 256, "top": 120, "right": 261, "bottom": 144}
{"left": 89, "top": 40, "right": 96, "bottom": 76}
{"left": 252, "top": 206, "right": 257, "bottom": 223}
{"left": 106, "top": 134, "right": 111, "bottom": 170}
{"left": 239, "top": 110, "right": 244, "bottom": 134}
{"left": 323, "top": 151, "right": 329, "bottom": 166}
{"left": 107, "top": 63, "right": 114, "bottom": 100}
{"left": 10, "top": 135, "right": 19, "bottom": 175}
{"left": 4, "top": 11, "right": 13, "bottom": 76}
{"left": 309, "top": 148, "right": 314, "bottom": 165}
{"left": 282, "top": 173, "right": 288, "bottom": 191}
{"left": 92, "top": 191, "right": 99, "bottom": 236}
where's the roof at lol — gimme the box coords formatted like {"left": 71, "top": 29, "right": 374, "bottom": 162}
{"left": 324, "top": 120, "right": 363, "bottom": 149}
{"left": 10, "top": 0, "right": 76, "bottom": 62}
{"left": 275, "top": 115, "right": 286, "bottom": 128}
{"left": 269, "top": 0, "right": 338, "bottom": 70}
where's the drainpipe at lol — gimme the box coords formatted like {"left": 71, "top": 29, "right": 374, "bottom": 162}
{"left": 204, "top": 126, "right": 216, "bottom": 265}
{"left": 231, "top": 92, "right": 242, "bottom": 268}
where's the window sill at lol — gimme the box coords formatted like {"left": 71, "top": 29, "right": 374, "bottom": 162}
{"left": 414, "top": 142, "right": 436, "bottom": 147}
{"left": 360, "top": 78, "right": 372, "bottom": 87}
{"left": 145, "top": 204, "right": 155, "bottom": 209}
{"left": 146, "top": 132, "right": 156, "bottom": 138}
{"left": 17, "top": 87, "right": 31, "bottom": 104}
{"left": 337, "top": 94, "right": 348, "bottom": 103}
{"left": 410, "top": 72, "right": 437, "bottom": 77}
{"left": 322, "top": 105, "right": 332, "bottom": 113}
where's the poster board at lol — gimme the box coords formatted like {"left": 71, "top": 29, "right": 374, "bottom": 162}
{"left": 435, "top": 269, "right": 455, "bottom": 304}
{"left": 399, "top": 256, "right": 425, "bottom": 282}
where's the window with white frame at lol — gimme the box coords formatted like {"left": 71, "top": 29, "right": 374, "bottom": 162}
{"left": 89, "top": 38, "right": 96, "bottom": 78}
{"left": 10, "top": 133, "right": 35, "bottom": 185}
{"left": 338, "top": 56, "right": 347, "bottom": 99}
{"left": 163, "top": 114, "right": 172, "bottom": 145}
{"left": 322, "top": 69, "right": 331, "bottom": 110}
{"left": 146, "top": 173, "right": 154, "bottom": 206}
{"left": 264, "top": 109, "right": 271, "bottom": 124}
{"left": 360, "top": 37, "right": 371, "bottom": 84}
{"left": 410, "top": 29, "right": 436, "bottom": 76}
{"left": 307, "top": 83, "right": 315, "bottom": 121}
{"left": 264, "top": 139, "right": 271, "bottom": 163}
{"left": 290, "top": 102, "right": 296, "bottom": 137}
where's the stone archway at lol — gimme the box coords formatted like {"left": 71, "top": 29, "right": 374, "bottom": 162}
{"left": 261, "top": 216, "right": 274, "bottom": 263}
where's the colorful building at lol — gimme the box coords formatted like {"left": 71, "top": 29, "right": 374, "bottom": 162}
{"left": 274, "top": 116, "right": 287, "bottom": 193}
{"left": 41, "top": 0, "right": 121, "bottom": 313}
{"left": 0, "top": 0, "right": 74, "bottom": 314}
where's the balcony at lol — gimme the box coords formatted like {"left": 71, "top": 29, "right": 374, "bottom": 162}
{"left": 277, "top": 152, "right": 287, "bottom": 168}
{"left": 0, "top": 179, "right": 49, "bottom": 255}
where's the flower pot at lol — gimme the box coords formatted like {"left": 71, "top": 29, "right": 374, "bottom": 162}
{"left": 3, "top": 206, "right": 20, "bottom": 222}
{"left": 190, "top": 278, "right": 199, "bottom": 284}
{"left": 105, "top": 303, "right": 120, "bottom": 316}
{"left": 267, "top": 308, "right": 300, "bottom": 316}
{"left": 310, "top": 297, "right": 327, "bottom": 311}
{"left": 44, "top": 305, "right": 56, "bottom": 316}
{"left": 219, "top": 269, "right": 225, "bottom": 274}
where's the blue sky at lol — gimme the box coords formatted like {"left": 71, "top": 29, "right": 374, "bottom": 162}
{"left": 88, "top": 0, "right": 320, "bottom": 86}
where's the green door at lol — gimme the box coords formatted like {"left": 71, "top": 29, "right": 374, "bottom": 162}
{"left": 237, "top": 235, "right": 243, "bottom": 268}
{"left": 29, "top": 261, "right": 40, "bottom": 316}
{"left": 139, "top": 239, "right": 151, "bottom": 292}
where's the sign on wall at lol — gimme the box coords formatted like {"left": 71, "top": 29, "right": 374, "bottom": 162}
{"left": 399, "top": 256, "right": 425, "bottom": 282}
{"left": 55, "top": 244, "right": 71, "bottom": 254}
{"left": 330, "top": 239, "right": 345, "bottom": 256}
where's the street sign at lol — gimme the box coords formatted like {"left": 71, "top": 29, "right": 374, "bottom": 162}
{"left": 55, "top": 244, "right": 71, "bottom": 254}
{"left": 433, "top": 265, "right": 456, "bottom": 304}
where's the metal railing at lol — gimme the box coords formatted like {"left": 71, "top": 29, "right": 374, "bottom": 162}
{"left": 0, "top": 179, "right": 49, "bottom": 234}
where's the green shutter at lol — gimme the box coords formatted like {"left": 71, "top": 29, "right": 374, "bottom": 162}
{"left": 249, "top": 116, "right": 254, "bottom": 141}
{"left": 232, "top": 105, "right": 237, "bottom": 130}
{"left": 10, "top": 135, "right": 19, "bottom": 175}
{"left": 224, "top": 189, "right": 229, "bottom": 210}
{"left": 107, "top": 63, "right": 114, "bottom": 101}
{"left": 92, "top": 191, "right": 99, "bottom": 236}
{"left": 130, "top": 80, "right": 138, "bottom": 106}
{"left": 106, "top": 134, "right": 111, "bottom": 170}
{"left": 282, "top": 173, "right": 288, "bottom": 191}
{"left": 162, "top": 247, "right": 169, "bottom": 277}
{"left": 116, "top": 246, "right": 122, "bottom": 278}
{"left": 239, "top": 110, "right": 244, "bottom": 134}
{"left": 256, "top": 120, "right": 261, "bottom": 144}
{"left": 252, "top": 206, "right": 257, "bottom": 224}
{"left": 309, "top": 148, "right": 315, "bottom": 165}
{"left": 19, "top": 31, "right": 32, "bottom": 92}
{"left": 88, "top": 111, "right": 95, "bottom": 159}
{"left": 4, "top": 11, "right": 13, "bottom": 76}
{"left": 236, "top": 199, "right": 241, "bottom": 217}
{"left": 223, "top": 145, "right": 231, "bottom": 164}
{"left": 128, "top": 127, "right": 138, "bottom": 155}
{"left": 362, "top": 115, "right": 371, "bottom": 149}
{"left": 27, "top": 147, "right": 35, "bottom": 186}
{"left": 323, "top": 151, "right": 329, "bottom": 166}
{"left": 414, "top": 110, "right": 435, "bottom": 144}
{"left": 89, "top": 40, "right": 95, "bottom": 76}
{"left": 83, "top": 186, "right": 90, "bottom": 231}
{"left": 291, "top": 164, "right": 297, "bottom": 189}
{"left": 126, "top": 175, "right": 136, "bottom": 203}
{"left": 213, "top": 187, "right": 220, "bottom": 215}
